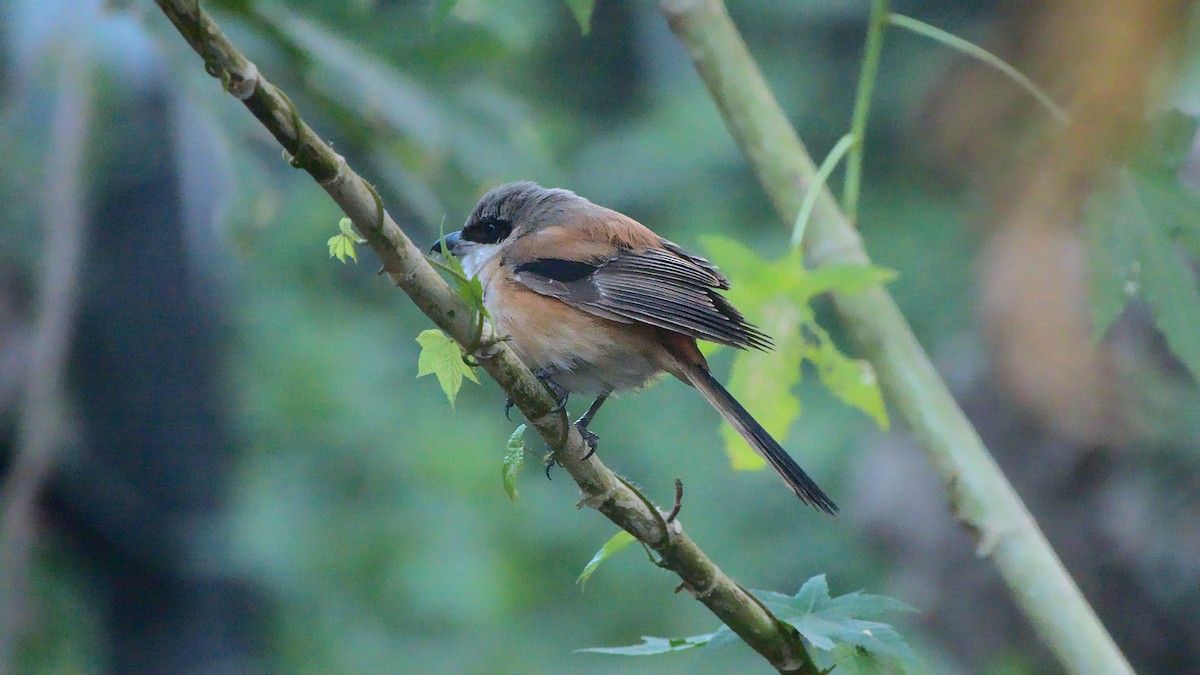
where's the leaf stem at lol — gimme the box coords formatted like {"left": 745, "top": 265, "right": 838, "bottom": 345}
{"left": 792, "top": 132, "right": 858, "bottom": 247}
{"left": 887, "top": 13, "right": 1070, "bottom": 127}
{"left": 842, "top": 0, "right": 889, "bottom": 223}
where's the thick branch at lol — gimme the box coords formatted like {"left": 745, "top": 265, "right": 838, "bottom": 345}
{"left": 152, "top": 2, "right": 819, "bottom": 672}
{"left": 659, "top": 1, "right": 1133, "bottom": 674}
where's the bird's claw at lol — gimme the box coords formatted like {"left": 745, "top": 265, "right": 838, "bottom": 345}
{"left": 504, "top": 397, "right": 515, "bottom": 421}
{"left": 577, "top": 426, "right": 599, "bottom": 460}
{"left": 550, "top": 392, "right": 568, "bottom": 414}
{"left": 533, "top": 370, "right": 569, "bottom": 415}
{"left": 543, "top": 453, "right": 560, "bottom": 480}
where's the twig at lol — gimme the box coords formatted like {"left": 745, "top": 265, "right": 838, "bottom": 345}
{"left": 151, "top": 2, "right": 820, "bottom": 672}
{"left": 659, "top": 1, "right": 1132, "bottom": 673}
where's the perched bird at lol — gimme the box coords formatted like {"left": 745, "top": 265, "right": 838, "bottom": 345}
{"left": 431, "top": 182, "right": 836, "bottom": 514}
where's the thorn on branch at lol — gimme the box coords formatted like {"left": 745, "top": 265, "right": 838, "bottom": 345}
{"left": 666, "top": 478, "right": 684, "bottom": 523}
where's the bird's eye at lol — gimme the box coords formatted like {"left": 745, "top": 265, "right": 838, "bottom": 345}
{"left": 464, "top": 215, "right": 512, "bottom": 244}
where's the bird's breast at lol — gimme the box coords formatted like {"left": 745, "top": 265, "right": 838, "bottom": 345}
{"left": 484, "top": 275, "right": 664, "bottom": 395}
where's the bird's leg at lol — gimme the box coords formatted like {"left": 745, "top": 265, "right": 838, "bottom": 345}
{"left": 575, "top": 391, "right": 610, "bottom": 460}
{"left": 534, "top": 369, "right": 569, "bottom": 414}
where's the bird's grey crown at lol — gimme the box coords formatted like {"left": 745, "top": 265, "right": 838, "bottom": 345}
{"left": 467, "top": 181, "right": 584, "bottom": 234}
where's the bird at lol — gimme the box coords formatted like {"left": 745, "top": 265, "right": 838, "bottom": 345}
{"left": 430, "top": 181, "right": 837, "bottom": 514}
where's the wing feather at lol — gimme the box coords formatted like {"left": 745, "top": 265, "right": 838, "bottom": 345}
{"left": 511, "top": 242, "right": 771, "bottom": 350}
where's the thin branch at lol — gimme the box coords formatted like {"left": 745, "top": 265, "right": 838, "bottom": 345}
{"left": 659, "top": 1, "right": 1132, "bottom": 674}
{"left": 151, "top": 2, "right": 819, "bottom": 672}
{"left": 0, "top": 41, "right": 92, "bottom": 669}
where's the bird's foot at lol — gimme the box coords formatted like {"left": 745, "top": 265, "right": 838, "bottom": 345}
{"left": 534, "top": 370, "right": 569, "bottom": 414}
{"left": 576, "top": 425, "right": 599, "bottom": 460}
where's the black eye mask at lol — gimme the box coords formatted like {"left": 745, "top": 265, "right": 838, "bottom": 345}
{"left": 463, "top": 215, "right": 512, "bottom": 244}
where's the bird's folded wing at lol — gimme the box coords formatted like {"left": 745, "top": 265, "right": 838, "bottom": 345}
{"left": 512, "top": 244, "right": 771, "bottom": 350}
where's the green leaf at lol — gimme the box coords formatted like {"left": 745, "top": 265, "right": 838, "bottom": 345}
{"left": 806, "top": 324, "right": 890, "bottom": 430}
{"left": 577, "top": 633, "right": 716, "bottom": 656}
{"left": 1084, "top": 180, "right": 1140, "bottom": 341}
{"left": 562, "top": 0, "right": 594, "bottom": 34}
{"left": 1131, "top": 110, "right": 1198, "bottom": 172}
{"left": 1085, "top": 165, "right": 1200, "bottom": 380}
{"left": 502, "top": 424, "right": 526, "bottom": 503}
{"left": 327, "top": 233, "right": 358, "bottom": 263}
{"left": 698, "top": 237, "right": 894, "bottom": 463}
{"left": 793, "top": 264, "right": 897, "bottom": 304}
{"left": 1131, "top": 169, "right": 1200, "bottom": 262}
{"left": 580, "top": 576, "right": 917, "bottom": 666}
{"left": 576, "top": 530, "right": 635, "bottom": 589}
{"left": 415, "top": 329, "right": 479, "bottom": 408}
{"left": 1135, "top": 198, "right": 1200, "bottom": 380}
{"left": 759, "top": 575, "right": 918, "bottom": 665}
{"left": 338, "top": 216, "right": 365, "bottom": 242}
{"left": 327, "top": 217, "right": 366, "bottom": 264}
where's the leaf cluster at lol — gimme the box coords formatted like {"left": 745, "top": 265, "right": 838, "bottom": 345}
{"left": 700, "top": 237, "right": 893, "bottom": 469}
{"left": 580, "top": 574, "right": 918, "bottom": 674}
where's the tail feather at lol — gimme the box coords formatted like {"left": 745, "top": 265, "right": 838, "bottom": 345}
{"left": 686, "top": 364, "right": 838, "bottom": 515}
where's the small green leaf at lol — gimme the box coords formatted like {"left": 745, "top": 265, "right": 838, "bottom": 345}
{"left": 562, "top": 0, "right": 594, "bottom": 34}
{"left": 577, "top": 633, "right": 716, "bottom": 656}
{"left": 327, "top": 235, "right": 357, "bottom": 263}
{"left": 338, "top": 217, "right": 365, "bottom": 242}
{"left": 328, "top": 217, "right": 366, "bottom": 264}
{"left": 576, "top": 530, "right": 635, "bottom": 589}
{"left": 502, "top": 424, "right": 526, "bottom": 503}
{"left": 415, "top": 329, "right": 479, "bottom": 408}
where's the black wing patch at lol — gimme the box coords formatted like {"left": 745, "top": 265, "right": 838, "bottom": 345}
{"left": 513, "top": 245, "right": 771, "bottom": 351}
{"left": 513, "top": 259, "right": 597, "bottom": 282}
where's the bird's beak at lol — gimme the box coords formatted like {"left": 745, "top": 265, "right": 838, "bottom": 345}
{"left": 429, "top": 230, "right": 463, "bottom": 256}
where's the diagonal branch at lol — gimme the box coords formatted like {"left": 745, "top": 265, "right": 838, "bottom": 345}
{"left": 152, "top": 1, "right": 820, "bottom": 672}
{"left": 659, "top": 1, "right": 1133, "bottom": 673}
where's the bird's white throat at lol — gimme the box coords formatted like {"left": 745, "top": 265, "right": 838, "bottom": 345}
{"left": 459, "top": 243, "right": 501, "bottom": 280}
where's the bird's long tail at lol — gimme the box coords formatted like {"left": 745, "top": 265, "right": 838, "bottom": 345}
{"left": 683, "top": 362, "right": 838, "bottom": 515}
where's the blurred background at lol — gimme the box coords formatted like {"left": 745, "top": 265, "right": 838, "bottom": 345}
{"left": 1, "top": 0, "right": 1199, "bottom": 672}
